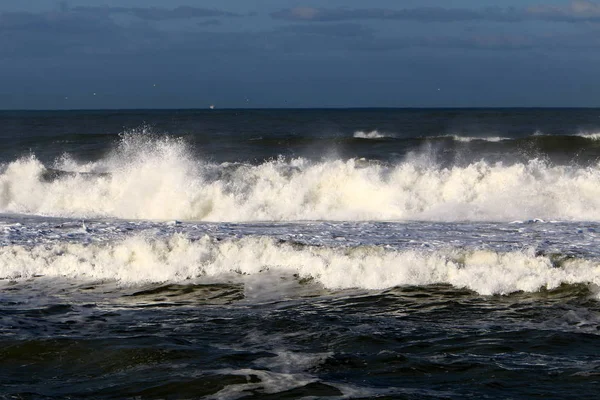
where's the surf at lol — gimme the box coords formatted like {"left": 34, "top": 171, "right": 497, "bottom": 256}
{"left": 3, "top": 133, "right": 600, "bottom": 222}
{"left": 1, "top": 233, "right": 599, "bottom": 297}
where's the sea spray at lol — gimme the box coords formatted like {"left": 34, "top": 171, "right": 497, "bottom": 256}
{"left": 3, "top": 133, "right": 600, "bottom": 222}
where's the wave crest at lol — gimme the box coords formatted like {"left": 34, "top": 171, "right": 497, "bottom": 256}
{"left": 3, "top": 134, "right": 600, "bottom": 222}
{"left": 1, "top": 234, "right": 599, "bottom": 296}
{"left": 353, "top": 130, "right": 390, "bottom": 139}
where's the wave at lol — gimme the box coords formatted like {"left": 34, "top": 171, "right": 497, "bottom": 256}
{"left": 517, "top": 131, "right": 600, "bottom": 143}
{"left": 353, "top": 130, "right": 391, "bottom": 139}
{"left": 430, "top": 132, "right": 600, "bottom": 145}
{"left": 353, "top": 131, "right": 600, "bottom": 143}
{"left": 439, "top": 135, "right": 510, "bottom": 143}
{"left": 3, "top": 133, "right": 600, "bottom": 222}
{"left": 1, "top": 234, "right": 599, "bottom": 296}
{"left": 575, "top": 132, "right": 600, "bottom": 141}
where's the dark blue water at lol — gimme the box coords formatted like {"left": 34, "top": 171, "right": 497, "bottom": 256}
{"left": 3, "top": 108, "right": 600, "bottom": 165}
{"left": 1, "top": 109, "right": 600, "bottom": 399}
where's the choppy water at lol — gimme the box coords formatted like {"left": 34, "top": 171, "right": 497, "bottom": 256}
{"left": 1, "top": 109, "right": 600, "bottom": 399}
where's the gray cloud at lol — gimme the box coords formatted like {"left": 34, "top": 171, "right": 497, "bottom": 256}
{"left": 367, "top": 35, "right": 536, "bottom": 51}
{"left": 198, "top": 19, "right": 223, "bottom": 27}
{"left": 2, "top": 3, "right": 600, "bottom": 61}
{"left": 357, "top": 31, "right": 600, "bottom": 52}
{"left": 270, "top": 7, "right": 519, "bottom": 23}
{"left": 0, "top": 5, "right": 243, "bottom": 58}
{"left": 271, "top": 1, "right": 600, "bottom": 23}
{"left": 72, "top": 6, "right": 241, "bottom": 21}
{"left": 0, "top": 9, "right": 164, "bottom": 58}
{"left": 0, "top": 10, "right": 115, "bottom": 34}
{"left": 275, "top": 23, "right": 375, "bottom": 38}
{"left": 526, "top": 0, "right": 600, "bottom": 22}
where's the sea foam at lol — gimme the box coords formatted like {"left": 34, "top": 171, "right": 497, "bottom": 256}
{"left": 576, "top": 132, "right": 600, "bottom": 141}
{"left": 353, "top": 130, "right": 390, "bottom": 139}
{"left": 448, "top": 135, "right": 508, "bottom": 143}
{"left": 1, "top": 234, "right": 598, "bottom": 296}
{"left": 3, "top": 133, "right": 600, "bottom": 222}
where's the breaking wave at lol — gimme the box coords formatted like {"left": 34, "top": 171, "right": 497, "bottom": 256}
{"left": 446, "top": 135, "right": 509, "bottom": 143}
{"left": 353, "top": 130, "right": 391, "bottom": 139}
{"left": 1, "top": 234, "right": 599, "bottom": 296}
{"left": 575, "top": 132, "right": 600, "bottom": 141}
{"left": 2, "top": 133, "right": 600, "bottom": 222}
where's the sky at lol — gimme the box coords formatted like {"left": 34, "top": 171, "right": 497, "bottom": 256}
{"left": 1, "top": 0, "right": 600, "bottom": 109}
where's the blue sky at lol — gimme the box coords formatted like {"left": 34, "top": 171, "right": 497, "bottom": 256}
{"left": 1, "top": 0, "right": 599, "bottom": 108}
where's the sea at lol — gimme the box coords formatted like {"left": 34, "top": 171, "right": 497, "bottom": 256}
{"left": 1, "top": 108, "right": 600, "bottom": 399}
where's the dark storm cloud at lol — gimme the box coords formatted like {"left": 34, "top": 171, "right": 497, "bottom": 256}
{"left": 0, "top": 9, "right": 162, "bottom": 57}
{"left": 2, "top": 3, "right": 600, "bottom": 61}
{"left": 198, "top": 19, "right": 223, "bottom": 27}
{"left": 271, "top": 1, "right": 600, "bottom": 23}
{"left": 271, "top": 7, "right": 521, "bottom": 23}
{"left": 526, "top": 0, "right": 600, "bottom": 22}
{"left": 72, "top": 6, "right": 242, "bottom": 21}
{"left": 0, "top": 5, "right": 241, "bottom": 58}
{"left": 0, "top": 10, "right": 115, "bottom": 34}
{"left": 275, "top": 23, "right": 375, "bottom": 38}
{"left": 388, "top": 35, "right": 540, "bottom": 51}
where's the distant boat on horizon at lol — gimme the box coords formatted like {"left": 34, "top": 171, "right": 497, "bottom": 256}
{"left": 209, "top": 105, "right": 215, "bottom": 109}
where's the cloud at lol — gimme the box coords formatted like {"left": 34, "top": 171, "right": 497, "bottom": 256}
{"left": 0, "top": 9, "right": 161, "bottom": 57}
{"left": 271, "top": 1, "right": 600, "bottom": 23}
{"left": 0, "top": 10, "right": 115, "bottom": 34}
{"left": 2, "top": 3, "right": 600, "bottom": 61}
{"left": 198, "top": 19, "right": 223, "bottom": 27}
{"left": 376, "top": 35, "right": 537, "bottom": 51}
{"left": 526, "top": 0, "right": 600, "bottom": 21}
{"left": 271, "top": 7, "right": 518, "bottom": 23}
{"left": 355, "top": 31, "right": 600, "bottom": 52}
{"left": 0, "top": 6, "right": 244, "bottom": 58}
{"left": 73, "top": 6, "right": 241, "bottom": 21}
{"left": 275, "top": 23, "right": 375, "bottom": 38}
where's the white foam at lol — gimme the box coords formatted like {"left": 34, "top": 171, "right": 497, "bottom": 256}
{"left": 353, "top": 130, "right": 389, "bottom": 139}
{"left": 4, "top": 134, "right": 600, "bottom": 222}
{"left": 576, "top": 132, "right": 600, "bottom": 141}
{"left": 210, "top": 368, "right": 317, "bottom": 400}
{"left": 1, "top": 234, "right": 599, "bottom": 296}
{"left": 448, "top": 135, "right": 508, "bottom": 143}
{"left": 532, "top": 132, "right": 600, "bottom": 141}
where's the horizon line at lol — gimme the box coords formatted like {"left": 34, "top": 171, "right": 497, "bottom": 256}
{"left": 2, "top": 106, "right": 600, "bottom": 112}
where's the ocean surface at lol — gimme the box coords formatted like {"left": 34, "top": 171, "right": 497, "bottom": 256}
{"left": 1, "top": 108, "right": 600, "bottom": 399}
